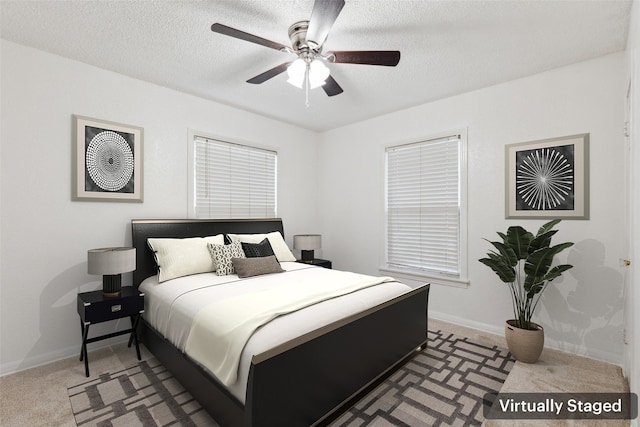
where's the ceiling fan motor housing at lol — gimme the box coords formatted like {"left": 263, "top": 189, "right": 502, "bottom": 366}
{"left": 288, "top": 21, "right": 317, "bottom": 54}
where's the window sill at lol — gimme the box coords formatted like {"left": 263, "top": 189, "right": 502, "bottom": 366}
{"left": 378, "top": 267, "right": 469, "bottom": 289}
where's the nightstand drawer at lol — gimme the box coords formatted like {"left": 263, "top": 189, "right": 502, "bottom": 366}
{"left": 77, "top": 287, "right": 144, "bottom": 324}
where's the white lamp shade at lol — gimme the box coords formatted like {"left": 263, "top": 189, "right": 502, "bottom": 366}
{"left": 293, "top": 234, "right": 322, "bottom": 251}
{"left": 88, "top": 247, "right": 136, "bottom": 275}
{"left": 308, "top": 60, "right": 329, "bottom": 89}
{"left": 287, "top": 58, "right": 330, "bottom": 90}
{"left": 286, "top": 58, "right": 306, "bottom": 89}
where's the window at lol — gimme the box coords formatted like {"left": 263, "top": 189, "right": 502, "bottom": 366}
{"left": 190, "top": 134, "right": 277, "bottom": 219}
{"left": 384, "top": 132, "right": 467, "bottom": 286}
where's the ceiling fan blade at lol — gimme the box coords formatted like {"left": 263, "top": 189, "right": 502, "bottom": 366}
{"left": 331, "top": 50, "right": 401, "bottom": 66}
{"left": 322, "top": 75, "right": 344, "bottom": 97}
{"left": 211, "top": 23, "right": 289, "bottom": 51}
{"left": 306, "top": 0, "right": 345, "bottom": 48}
{"left": 246, "top": 62, "right": 291, "bottom": 84}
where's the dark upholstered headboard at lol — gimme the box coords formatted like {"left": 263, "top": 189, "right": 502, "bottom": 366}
{"left": 131, "top": 218, "right": 285, "bottom": 287}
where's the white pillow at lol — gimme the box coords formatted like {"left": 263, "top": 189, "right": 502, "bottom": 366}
{"left": 148, "top": 235, "right": 225, "bottom": 282}
{"left": 227, "top": 231, "right": 296, "bottom": 262}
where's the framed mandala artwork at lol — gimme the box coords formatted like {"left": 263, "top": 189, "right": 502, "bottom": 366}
{"left": 73, "top": 115, "right": 143, "bottom": 202}
{"left": 505, "top": 133, "right": 589, "bottom": 219}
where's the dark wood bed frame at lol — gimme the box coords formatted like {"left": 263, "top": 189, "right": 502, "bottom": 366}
{"left": 131, "top": 218, "right": 430, "bottom": 426}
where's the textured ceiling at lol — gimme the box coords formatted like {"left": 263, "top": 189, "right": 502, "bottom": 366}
{"left": 0, "top": 0, "right": 633, "bottom": 132}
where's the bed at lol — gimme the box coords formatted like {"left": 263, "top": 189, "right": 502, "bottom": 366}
{"left": 132, "top": 218, "right": 430, "bottom": 426}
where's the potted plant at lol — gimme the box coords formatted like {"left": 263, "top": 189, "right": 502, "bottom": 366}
{"left": 479, "top": 219, "right": 573, "bottom": 363}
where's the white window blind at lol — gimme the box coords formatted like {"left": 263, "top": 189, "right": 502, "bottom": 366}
{"left": 385, "top": 135, "right": 461, "bottom": 276}
{"left": 193, "top": 136, "right": 277, "bottom": 218}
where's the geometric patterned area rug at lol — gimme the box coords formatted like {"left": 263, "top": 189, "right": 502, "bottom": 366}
{"left": 68, "top": 330, "right": 514, "bottom": 427}
{"left": 68, "top": 359, "right": 218, "bottom": 426}
{"left": 331, "top": 330, "right": 515, "bottom": 426}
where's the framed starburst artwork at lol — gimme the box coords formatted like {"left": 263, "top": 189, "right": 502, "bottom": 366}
{"left": 505, "top": 134, "right": 589, "bottom": 219}
{"left": 73, "top": 115, "right": 143, "bottom": 202}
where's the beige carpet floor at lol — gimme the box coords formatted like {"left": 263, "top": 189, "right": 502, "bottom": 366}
{"left": 0, "top": 319, "right": 629, "bottom": 427}
{"left": 432, "top": 319, "right": 631, "bottom": 427}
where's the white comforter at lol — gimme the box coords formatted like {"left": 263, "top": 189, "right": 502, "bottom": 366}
{"left": 140, "top": 262, "right": 411, "bottom": 401}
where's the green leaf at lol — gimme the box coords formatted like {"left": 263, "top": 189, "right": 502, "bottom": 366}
{"left": 526, "top": 282, "right": 545, "bottom": 299}
{"left": 528, "top": 229, "right": 557, "bottom": 253}
{"left": 479, "top": 256, "right": 516, "bottom": 283}
{"left": 487, "top": 240, "right": 518, "bottom": 267}
{"left": 549, "top": 242, "right": 574, "bottom": 256}
{"left": 537, "top": 219, "right": 561, "bottom": 237}
{"left": 505, "top": 226, "right": 533, "bottom": 259}
{"left": 523, "top": 271, "right": 543, "bottom": 288}
{"left": 524, "top": 248, "right": 555, "bottom": 281}
{"left": 543, "top": 264, "right": 573, "bottom": 282}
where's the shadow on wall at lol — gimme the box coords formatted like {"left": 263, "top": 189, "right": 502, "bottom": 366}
{"left": 539, "top": 239, "right": 624, "bottom": 361}
{"left": 16, "top": 262, "right": 88, "bottom": 372}
{"left": 18, "top": 262, "right": 132, "bottom": 372}
{"left": 13, "top": 222, "right": 135, "bottom": 373}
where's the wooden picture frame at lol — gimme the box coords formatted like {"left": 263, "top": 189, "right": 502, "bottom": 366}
{"left": 73, "top": 115, "right": 143, "bottom": 202}
{"left": 505, "top": 133, "right": 589, "bottom": 219}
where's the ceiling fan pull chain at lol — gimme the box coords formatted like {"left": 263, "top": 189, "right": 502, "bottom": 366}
{"left": 305, "top": 62, "right": 310, "bottom": 108}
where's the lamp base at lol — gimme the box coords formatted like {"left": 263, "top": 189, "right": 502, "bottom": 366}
{"left": 301, "top": 250, "right": 315, "bottom": 262}
{"left": 103, "top": 274, "right": 122, "bottom": 297}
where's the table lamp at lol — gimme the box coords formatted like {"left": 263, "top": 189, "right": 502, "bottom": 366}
{"left": 293, "top": 234, "right": 321, "bottom": 262}
{"left": 88, "top": 247, "right": 136, "bottom": 296}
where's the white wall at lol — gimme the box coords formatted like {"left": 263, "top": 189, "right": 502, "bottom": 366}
{"left": 317, "top": 52, "right": 627, "bottom": 365}
{"left": 0, "top": 40, "right": 320, "bottom": 375}
{"left": 624, "top": 0, "right": 640, "bottom": 418}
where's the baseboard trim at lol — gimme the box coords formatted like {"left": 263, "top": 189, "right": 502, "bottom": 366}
{"left": 0, "top": 336, "right": 127, "bottom": 377}
{"left": 429, "top": 310, "right": 504, "bottom": 337}
{"left": 429, "top": 310, "right": 622, "bottom": 367}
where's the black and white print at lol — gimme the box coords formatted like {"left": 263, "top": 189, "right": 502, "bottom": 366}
{"left": 515, "top": 144, "right": 574, "bottom": 211}
{"left": 84, "top": 126, "right": 135, "bottom": 193}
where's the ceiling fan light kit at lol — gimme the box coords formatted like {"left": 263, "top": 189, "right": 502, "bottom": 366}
{"left": 210, "top": 0, "right": 400, "bottom": 102}
{"left": 286, "top": 58, "right": 330, "bottom": 90}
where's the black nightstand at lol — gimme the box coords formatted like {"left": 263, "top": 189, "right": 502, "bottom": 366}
{"left": 297, "top": 258, "right": 332, "bottom": 269}
{"left": 77, "top": 287, "right": 144, "bottom": 377}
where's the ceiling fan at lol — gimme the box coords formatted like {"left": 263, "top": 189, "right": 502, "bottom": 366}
{"left": 210, "top": 0, "right": 400, "bottom": 98}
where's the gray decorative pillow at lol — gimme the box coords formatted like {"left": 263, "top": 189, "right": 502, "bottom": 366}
{"left": 232, "top": 256, "right": 284, "bottom": 278}
{"left": 207, "top": 242, "right": 245, "bottom": 276}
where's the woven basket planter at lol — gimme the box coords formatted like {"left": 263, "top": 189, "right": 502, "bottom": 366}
{"left": 504, "top": 320, "right": 544, "bottom": 363}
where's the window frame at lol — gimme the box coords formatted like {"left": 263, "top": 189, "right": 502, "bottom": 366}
{"left": 187, "top": 130, "right": 278, "bottom": 219}
{"left": 380, "top": 129, "right": 468, "bottom": 288}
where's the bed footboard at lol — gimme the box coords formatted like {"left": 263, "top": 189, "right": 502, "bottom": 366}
{"left": 140, "top": 320, "right": 246, "bottom": 426}
{"left": 245, "top": 283, "right": 429, "bottom": 427}
{"left": 140, "top": 283, "right": 428, "bottom": 427}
